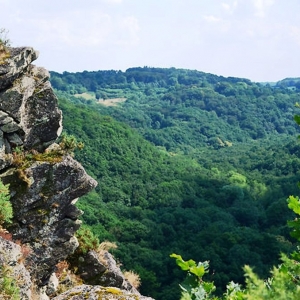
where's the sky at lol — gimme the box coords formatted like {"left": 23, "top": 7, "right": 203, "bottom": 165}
{"left": 1, "top": 0, "right": 300, "bottom": 82}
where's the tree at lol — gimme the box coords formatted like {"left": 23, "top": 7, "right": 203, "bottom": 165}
{"left": 171, "top": 200, "right": 300, "bottom": 299}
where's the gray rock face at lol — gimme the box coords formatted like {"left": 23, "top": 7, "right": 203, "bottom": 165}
{"left": 0, "top": 47, "right": 62, "bottom": 169}
{"left": 0, "top": 65, "right": 62, "bottom": 152}
{"left": 3, "top": 155, "right": 97, "bottom": 284}
{"left": 75, "top": 250, "right": 107, "bottom": 284}
{"left": 100, "top": 251, "right": 131, "bottom": 290}
{"left": 0, "top": 46, "right": 97, "bottom": 287}
{"left": 0, "top": 47, "right": 38, "bottom": 90}
{"left": 71, "top": 249, "right": 151, "bottom": 298}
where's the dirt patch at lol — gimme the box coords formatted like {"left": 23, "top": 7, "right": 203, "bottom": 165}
{"left": 74, "top": 92, "right": 96, "bottom": 100}
{"left": 98, "top": 98, "right": 127, "bottom": 106}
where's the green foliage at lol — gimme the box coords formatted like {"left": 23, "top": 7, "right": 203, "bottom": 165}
{"left": 53, "top": 70, "right": 300, "bottom": 299}
{"left": 240, "top": 195, "right": 300, "bottom": 299}
{"left": 287, "top": 195, "right": 300, "bottom": 260}
{"left": 170, "top": 254, "right": 216, "bottom": 300}
{"left": 57, "top": 96, "right": 299, "bottom": 299}
{"left": 59, "top": 133, "right": 84, "bottom": 155}
{"left": 51, "top": 67, "right": 300, "bottom": 154}
{"left": 242, "top": 257, "right": 300, "bottom": 300}
{"left": 11, "top": 146, "right": 66, "bottom": 186}
{"left": 171, "top": 252, "right": 300, "bottom": 300}
{"left": 0, "top": 265, "right": 20, "bottom": 300}
{"left": 170, "top": 190, "right": 300, "bottom": 300}
{"left": 75, "top": 225, "right": 99, "bottom": 255}
{"left": 0, "top": 180, "right": 13, "bottom": 226}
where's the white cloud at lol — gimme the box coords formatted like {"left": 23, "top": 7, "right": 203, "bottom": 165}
{"left": 115, "top": 16, "right": 140, "bottom": 46}
{"left": 221, "top": 1, "right": 238, "bottom": 14}
{"left": 204, "top": 15, "right": 221, "bottom": 23}
{"left": 102, "top": 0, "right": 123, "bottom": 3}
{"left": 252, "top": 0, "right": 274, "bottom": 17}
{"left": 289, "top": 26, "right": 300, "bottom": 46}
{"left": 1, "top": 0, "right": 299, "bottom": 81}
{"left": 28, "top": 11, "right": 140, "bottom": 50}
{"left": 23, "top": 10, "right": 114, "bottom": 50}
{"left": 202, "top": 14, "right": 231, "bottom": 34}
{"left": 222, "top": 3, "right": 231, "bottom": 11}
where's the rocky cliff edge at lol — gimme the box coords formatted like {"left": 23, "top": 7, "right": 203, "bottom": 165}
{"left": 0, "top": 46, "right": 154, "bottom": 300}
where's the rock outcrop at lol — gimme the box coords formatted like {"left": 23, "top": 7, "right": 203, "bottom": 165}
{"left": 0, "top": 45, "right": 155, "bottom": 299}
{"left": 0, "top": 46, "right": 97, "bottom": 287}
{"left": 4, "top": 155, "right": 97, "bottom": 285}
{"left": 72, "top": 250, "right": 141, "bottom": 293}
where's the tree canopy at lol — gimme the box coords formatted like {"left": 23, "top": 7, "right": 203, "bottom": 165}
{"left": 53, "top": 67, "right": 300, "bottom": 299}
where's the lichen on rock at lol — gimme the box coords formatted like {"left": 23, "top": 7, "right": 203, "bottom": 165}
{"left": 52, "top": 284, "right": 154, "bottom": 300}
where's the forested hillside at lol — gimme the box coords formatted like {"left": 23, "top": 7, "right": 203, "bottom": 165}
{"left": 52, "top": 68, "right": 300, "bottom": 300}
{"left": 51, "top": 67, "right": 300, "bottom": 152}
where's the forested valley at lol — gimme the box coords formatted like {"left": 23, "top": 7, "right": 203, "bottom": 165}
{"left": 50, "top": 67, "right": 300, "bottom": 299}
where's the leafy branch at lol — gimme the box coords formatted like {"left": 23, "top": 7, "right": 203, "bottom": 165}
{"left": 171, "top": 193, "right": 300, "bottom": 299}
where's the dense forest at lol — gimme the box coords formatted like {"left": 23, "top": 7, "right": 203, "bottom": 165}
{"left": 51, "top": 67, "right": 300, "bottom": 299}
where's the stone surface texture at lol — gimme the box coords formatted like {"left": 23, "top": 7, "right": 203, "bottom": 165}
{"left": 0, "top": 237, "right": 32, "bottom": 299}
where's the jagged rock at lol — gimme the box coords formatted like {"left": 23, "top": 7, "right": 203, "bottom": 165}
{"left": 0, "top": 44, "right": 154, "bottom": 300}
{"left": 0, "top": 47, "right": 38, "bottom": 91}
{"left": 0, "top": 49, "right": 63, "bottom": 168}
{"left": 0, "top": 45, "right": 97, "bottom": 290}
{"left": 75, "top": 250, "right": 107, "bottom": 284}
{"left": 99, "top": 251, "right": 128, "bottom": 289}
{"left": 72, "top": 249, "right": 145, "bottom": 297}
{"left": 0, "top": 237, "right": 32, "bottom": 299}
{"left": 52, "top": 284, "right": 154, "bottom": 300}
{"left": 0, "top": 118, "right": 20, "bottom": 132}
{"left": 2, "top": 155, "right": 97, "bottom": 284}
{"left": 65, "top": 200, "right": 84, "bottom": 220}
{"left": 6, "top": 132, "right": 23, "bottom": 146}
{"left": 0, "top": 64, "right": 62, "bottom": 152}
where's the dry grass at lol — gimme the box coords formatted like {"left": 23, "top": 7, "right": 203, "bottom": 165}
{"left": 0, "top": 43, "right": 10, "bottom": 64}
{"left": 0, "top": 226, "right": 12, "bottom": 241}
{"left": 95, "top": 241, "right": 118, "bottom": 266}
{"left": 54, "top": 260, "right": 83, "bottom": 296}
{"left": 30, "top": 284, "right": 43, "bottom": 300}
{"left": 98, "top": 241, "right": 118, "bottom": 252}
{"left": 55, "top": 260, "right": 69, "bottom": 280}
{"left": 73, "top": 92, "right": 127, "bottom": 106}
{"left": 124, "top": 270, "right": 141, "bottom": 289}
